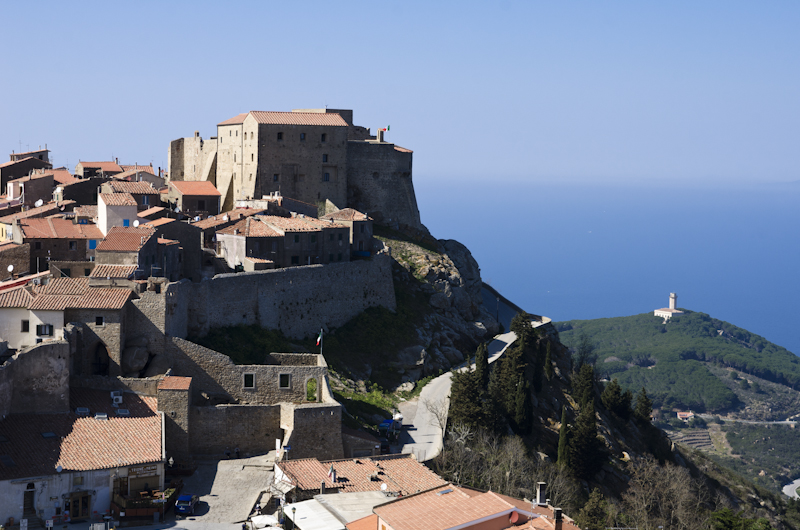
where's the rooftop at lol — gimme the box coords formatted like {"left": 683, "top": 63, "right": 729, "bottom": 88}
{"left": 100, "top": 193, "right": 138, "bottom": 207}
{"left": 170, "top": 180, "right": 221, "bottom": 196}
{"left": 119, "top": 164, "right": 155, "bottom": 175}
{"left": 192, "top": 208, "right": 265, "bottom": 230}
{"left": 321, "top": 208, "right": 370, "bottom": 222}
{"left": 77, "top": 161, "right": 122, "bottom": 173}
{"left": 0, "top": 200, "right": 76, "bottom": 224}
{"left": 105, "top": 180, "right": 159, "bottom": 195}
{"left": 217, "top": 216, "right": 281, "bottom": 238}
{"left": 18, "top": 217, "right": 103, "bottom": 240}
{"left": 0, "top": 285, "right": 35, "bottom": 308}
{"left": 27, "top": 277, "right": 132, "bottom": 311}
{"left": 158, "top": 376, "right": 192, "bottom": 391}
{"left": 89, "top": 264, "right": 138, "bottom": 279}
{"left": 219, "top": 111, "right": 348, "bottom": 127}
{"left": 261, "top": 215, "right": 323, "bottom": 233}
{"left": 96, "top": 226, "right": 156, "bottom": 252}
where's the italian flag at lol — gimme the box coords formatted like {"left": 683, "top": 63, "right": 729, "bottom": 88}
{"left": 380, "top": 125, "right": 390, "bottom": 132}
{"left": 316, "top": 329, "right": 323, "bottom": 346}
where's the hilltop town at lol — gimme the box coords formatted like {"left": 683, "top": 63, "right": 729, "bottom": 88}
{"left": 0, "top": 109, "right": 575, "bottom": 530}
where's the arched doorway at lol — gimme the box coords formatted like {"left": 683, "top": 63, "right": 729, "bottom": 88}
{"left": 92, "top": 342, "right": 110, "bottom": 376}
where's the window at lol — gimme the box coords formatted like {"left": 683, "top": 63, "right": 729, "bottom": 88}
{"left": 198, "top": 200, "right": 206, "bottom": 210}
{"left": 322, "top": 154, "right": 328, "bottom": 162}
{"left": 21, "top": 320, "right": 29, "bottom": 333}
{"left": 251, "top": 153, "right": 254, "bottom": 161}
{"left": 73, "top": 476, "right": 83, "bottom": 486}
{"left": 229, "top": 130, "right": 232, "bottom": 136}
{"left": 244, "top": 373, "right": 255, "bottom": 389}
{"left": 321, "top": 133, "right": 326, "bottom": 142}
{"left": 236, "top": 130, "right": 238, "bottom": 136}
{"left": 36, "top": 324, "right": 54, "bottom": 336}
{"left": 300, "top": 133, "right": 306, "bottom": 141}
{"left": 142, "top": 195, "right": 149, "bottom": 205}
{"left": 279, "top": 374, "right": 291, "bottom": 389}
{"left": 294, "top": 234, "right": 300, "bottom": 244}
{"left": 249, "top": 173, "right": 252, "bottom": 181}
{"left": 323, "top": 173, "right": 330, "bottom": 182}
{"left": 95, "top": 316, "right": 104, "bottom": 326}
{"left": 68, "top": 241, "right": 77, "bottom": 250}
{"left": 273, "top": 174, "right": 279, "bottom": 182}
{"left": 234, "top": 153, "right": 236, "bottom": 162}
{"left": 89, "top": 239, "right": 97, "bottom": 249}
{"left": 84, "top": 268, "right": 91, "bottom": 276}
{"left": 291, "top": 256, "right": 299, "bottom": 265}
{"left": 61, "top": 268, "right": 70, "bottom": 278}
{"left": 123, "top": 219, "right": 130, "bottom": 227}
{"left": 34, "top": 242, "right": 41, "bottom": 250}
{"left": 277, "top": 132, "right": 283, "bottom": 140}
{"left": 250, "top": 132, "right": 253, "bottom": 140}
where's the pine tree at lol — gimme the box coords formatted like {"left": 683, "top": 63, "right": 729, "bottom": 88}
{"left": 531, "top": 341, "right": 544, "bottom": 393}
{"left": 475, "top": 342, "right": 489, "bottom": 390}
{"left": 486, "top": 366, "right": 507, "bottom": 433}
{"left": 635, "top": 387, "right": 653, "bottom": 423}
{"left": 601, "top": 378, "right": 632, "bottom": 421}
{"left": 568, "top": 400, "right": 603, "bottom": 480}
{"left": 557, "top": 407, "right": 570, "bottom": 468}
{"left": 449, "top": 369, "right": 484, "bottom": 430}
{"left": 513, "top": 375, "right": 532, "bottom": 434}
{"left": 572, "top": 363, "right": 595, "bottom": 409}
{"left": 544, "top": 342, "right": 554, "bottom": 381}
{"left": 576, "top": 488, "right": 608, "bottom": 530}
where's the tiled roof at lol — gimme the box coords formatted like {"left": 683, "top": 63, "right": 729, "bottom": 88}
{"left": 96, "top": 226, "right": 155, "bottom": 252}
{"left": 78, "top": 161, "right": 122, "bottom": 173}
{"left": 119, "top": 164, "right": 155, "bottom": 175}
{"left": 74, "top": 205, "right": 98, "bottom": 218}
{"left": 157, "top": 238, "right": 179, "bottom": 246}
{"left": 261, "top": 215, "right": 322, "bottom": 233}
{"left": 145, "top": 217, "right": 175, "bottom": 228}
{"left": 89, "top": 264, "right": 137, "bottom": 279}
{"left": 158, "top": 376, "right": 192, "bottom": 391}
{"left": 100, "top": 193, "right": 138, "bottom": 207}
{"left": 29, "top": 287, "right": 132, "bottom": 311}
{"left": 170, "top": 180, "right": 221, "bottom": 196}
{"left": 218, "top": 113, "right": 248, "bottom": 126}
{"left": 9, "top": 171, "right": 53, "bottom": 184}
{"left": 250, "top": 111, "right": 348, "bottom": 126}
{"left": 278, "top": 455, "right": 447, "bottom": 495}
{"left": 0, "top": 388, "right": 161, "bottom": 481}
{"left": 139, "top": 206, "right": 166, "bottom": 219}
{"left": 217, "top": 217, "right": 280, "bottom": 238}
{"left": 373, "top": 485, "right": 528, "bottom": 530}
{"left": 32, "top": 168, "right": 78, "bottom": 186}
{"left": 18, "top": 217, "right": 103, "bottom": 240}
{"left": 10, "top": 148, "right": 49, "bottom": 157}
{"left": 0, "top": 286, "right": 34, "bottom": 308}
{"left": 346, "top": 514, "right": 378, "bottom": 530}
{"left": 192, "top": 208, "right": 265, "bottom": 230}
{"left": 0, "top": 157, "right": 35, "bottom": 169}
{"left": 394, "top": 146, "right": 413, "bottom": 153}
{"left": 0, "top": 201, "right": 76, "bottom": 224}
{"left": 34, "top": 277, "right": 90, "bottom": 295}
{"left": 321, "top": 208, "right": 370, "bottom": 222}
{"left": 105, "top": 180, "right": 159, "bottom": 195}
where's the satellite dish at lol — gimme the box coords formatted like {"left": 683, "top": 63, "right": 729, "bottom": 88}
{"left": 7, "top": 265, "right": 13, "bottom": 272}
{"left": 381, "top": 483, "right": 387, "bottom": 491}
{"left": 35, "top": 199, "right": 44, "bottom": 207}
{"left": 55, "top": 186, "right": 62, "bottom": 193}
{"left": 174, "top": 207, "right": 181, "bottom": 213}
{"left": 133, "top": 220, "right": 140, "bottom": 227}
{"left": 56, "top": 465, "right": 63, "bottom": 473}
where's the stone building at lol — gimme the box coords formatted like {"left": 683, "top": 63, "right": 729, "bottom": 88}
{"left": 75, "top": 160, "right": 123, "bottom": 178}
{"left": 320, "top": 208, "right": 374, "bottom": 255}
{"left": 101, "top": 180, "right": 160, "bottom": 210}
{"left": 0, "top": 155, "right": 51, "bottom": 189}
{"left": 95, "top": 226, "right": 159, "bottom": 278}
{"left": 14, "top": 217, "right": 103, "bottom": 272}
{"left": 0, "top": 241, "right": 30, "bottom": 280}
{"left": 168, "top": 108, "right": 422, "bottom": 229}
{"left": 167, "top": 180, "right": 221, "bottom": 215}
{"left": 6, "top": 171, "right": 54, "bottom": 207}
{"left": 0, "top": 200, "right": 77, "bottom": 242}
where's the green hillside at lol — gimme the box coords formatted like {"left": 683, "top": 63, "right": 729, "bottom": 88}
{"left": 556, "top": 311, "right": 800, "bottom": 414}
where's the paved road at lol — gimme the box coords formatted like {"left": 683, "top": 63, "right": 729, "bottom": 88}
{"left": 397, "top": 285, "right": 532, "bottom": 462}
{"left": 783, "top": 478, "right": 800, "bottom": 499}
{"left": 697, "top": 414, "right": 798, "bottom": 426}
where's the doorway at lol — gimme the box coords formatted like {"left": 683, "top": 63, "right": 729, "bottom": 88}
{"left": 23, "top": 483, "right": 34, "bottom": 515}
{"left": 70, "top": 492, "right": 90, "bottom": 520}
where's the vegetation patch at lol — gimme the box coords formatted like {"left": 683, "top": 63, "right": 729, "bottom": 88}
{"left": 189, "top": 324, "right": 293, "bottom": 364}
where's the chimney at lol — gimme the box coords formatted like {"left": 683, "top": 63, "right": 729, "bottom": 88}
{"left": 376, "top": 129, "right": 384, "bottom": 143}
{"left": 115, "top": 157, "right": 119, "bottom": 164}
{"left": 554, "top": 508, "right": 562, "bottom": 530}
{"left": 321, "top": 481, "right": 325, "bottom": 494}
{"left": 536, "top": 482, "right": 547, "bottom": 506}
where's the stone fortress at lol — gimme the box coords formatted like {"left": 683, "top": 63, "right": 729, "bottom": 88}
{"left": 168, "top": 108, "right": 422, "bottom": 230}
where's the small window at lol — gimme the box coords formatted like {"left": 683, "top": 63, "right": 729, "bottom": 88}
{"left": 229, "top": 130, "right": 232, "bottom": 136}
{"left": 61, "top": 268, "right": 70, "bottom": 278}
{"left": 236, "top": 130, "right": 238, "bottom": 136}
{"left": 73, "top": 476, "right": 83, "bottom": 486}
{"left": 95, "top": 316, "right": 104, "bottom": 326}
{"left": 35, "top": 242, "right": 41, "bottom": 250}
{"left": 273, "top": 174, "right": 279, "bottom": 182}
{"left": 277, "top": 132, "right": 283, "bottom": 141}
{"left": 249, "top": 173, "right": 252, "bottom": 181}
{"left": 291, "top": 256, "right": 299, "bottom": 265}
{"left": 21, "top": 320, "right": 29, "bottom": 333}
{"left": 300, "top": 133, "right": 306, "bottom": 141}
{"left": 84, "top": 268, "right": 91, "bottom": 276}
{"left": 123, "top": 219, "right": 130, "bottom": 227}
{"left": 244, "top": 373, "right": 255, "bottom": 389}
{"left": 323, "top": 173, "right": 330, "bottom": 182}
{"left": 69, "top": 241, "right": 77, "bottom": 250}
{"left": 142, "top": 195, "right": 149, "bottom": 205}
{"left": 294, "top": 234, "right": 300, "bottom": 244}
{"left": 250, "top": 132, "right": 253, "bottom": 140}
{"left": 234, "top": 153, "right": 236, "bottom": 162}
{"left": 251, "top": 153, "right": 254, "bottom": 161}
{"left": 36, "top": 324, "right": 54, "bottom": 336}
{"left": 89, "top": 239, "right": 97, "bottom": 250}
{"left": 279, "top": 374, "right": 291, "bottom": 389}
{"left": 322, "top": 154, "right": 328, "bottom": 163}
{"left": 321, "top": 133, "right": 326, "bottom": 142}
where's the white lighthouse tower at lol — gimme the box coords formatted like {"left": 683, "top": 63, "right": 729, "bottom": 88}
{"left": 655, "top": 293, "right": 684, "bottom": 322}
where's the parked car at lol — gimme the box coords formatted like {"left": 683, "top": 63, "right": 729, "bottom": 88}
{"left": 379, "top": 436, "right": 391, "bottom": 455}
{"left": 175, "top": 494, "right": 199, "bottom": 515}
{"left": 378, "top": 419, "right": 401, "bottom": 441}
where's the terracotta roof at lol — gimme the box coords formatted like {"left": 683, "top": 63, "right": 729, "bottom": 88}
{"left": 89, "top": 264, "right": 137, "bottom": 279}
{"left": 261, "top": 215, "right": 322, "bottom": 233}
{"left": 29, "top": 287, "right": 132, "bottom": 311}
{"left": 96, "top": 226, "right": 155, "bottom": 252}
{"left": 105, "top": 180, "right": 159, "bottom": 195}
{"left": 192, "top": 208, "right": 266, "bottom": 230}
{"left": 0, "top": 157, "right": 36, "bottom": 169}
{"left": 394, "top": 146, "right": 413, "bottom": 153}
{"left": 74, "top": 205, "right": 98, "bottom": 218}
{"left": 218, "top": 113, "right": 248, "bottom": 126}
{"left": 8, "top": 171, "right": 53, "bottom": 183}
{"left": 217, "top": 217, "right": 281, "bottom": 238}
{"left": 34, "top": 168, "right": 78, "bottom": 186}
{"left": 119, "top": 164, "right": 155, "bottom": 175}
{"left": 18, "top": 217, "right": 103, "bottom": 240}
{"left": 0, "top": 201, "right": 76, "bottom": 224}
{"left": 373, "top": 485, "right": 530, "bottom": 530}
{"left": 298, "top": 216, "right": 347, "bottom": 230}
{"left": 145, "top": 217, "right": 175, "bottom": 228}
{"left": 321, "top": 208, "right": 370, "bottom": 222}
{"left": 346, "top": 514, "right": 378, "bottom": 530}
{"left": 250, "top": 111, "right": 348, "bottom": 126}
{"left": 170, "top": 180, "right": 221, "bottom": 196}
{"left": 0, "top": 286, "right": 34, "bottom": 308}
{"left": 34, "top": 277, "right": 90, "bottom": 295}
{"left": 278, "top": 455, "right": 447, "bottom": 495}
{"left": 158, "top": 238, "right": 179, "bottom": 246}
{"left": 139, "top": 206, "right": 166, "bottom": 219}
{"left": 0, "top": 388, "right": 161, "bottom": 481}
{"left": 10, "top": 148, "right": 49, "bottom": 157}
{"left": 78, "top": 161, "right": 122, "bottom": 173}
{"left": 100, "top": 193, "right": 138, "bottom": 207}
{"left": 158, "top": 376, "right": 192, "bottom": 391}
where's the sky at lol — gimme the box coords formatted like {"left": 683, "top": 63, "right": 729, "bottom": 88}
{"left": 1, "top": 1, "right": 798, "bottom": 184}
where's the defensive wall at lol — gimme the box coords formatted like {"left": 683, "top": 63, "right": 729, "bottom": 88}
{"left": 0, "top": 340, "right": 70, "bottom": 417}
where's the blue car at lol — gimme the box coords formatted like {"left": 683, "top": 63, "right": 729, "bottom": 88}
{"left": 175, "top": 494, "right": 199, "bottom": 515}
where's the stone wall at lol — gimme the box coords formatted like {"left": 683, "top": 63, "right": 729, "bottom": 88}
{"left": 158, "top": 384, "right": 191, "bottom": 458}
{"left": 346, "top": 141, "right": 421, "bottom": 229}
{"left": 1, "top": 340, "right": 70, "bottom": 415}
{"left": 66, "top": 306, "right": 126, "bottom": 377}
{"left": 281, "top": 402, "right": 343, "bottom": 460}
{"left": 0, "top": 242, "right": 29, "bottom": 280}
{"left": 185, "top": 254, "right": 396, "bottom": 339}
{"left": 189, "top": 404, "right": 282, "bottom": 456}
{"left": 70, "top": 374, "right": 161, "bottom": 396}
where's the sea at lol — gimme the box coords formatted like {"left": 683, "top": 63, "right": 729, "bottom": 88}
{"left": 416, "top": 178, "right": 800, "bottom": 356}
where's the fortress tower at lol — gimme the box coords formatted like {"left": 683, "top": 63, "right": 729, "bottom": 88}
{"left": 669, "top": 292, "right": 678, "bottom": 310}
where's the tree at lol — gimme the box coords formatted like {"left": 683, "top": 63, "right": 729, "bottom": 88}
{"left": 475, "top": 342, "right": 489, "bottom": 390}
{"left": 572, "top": 363, "right": 596, "bottom": 409}
{"left": 544, "top": 342, "right": 554, "bottom": 381}
{"left": 601, "top": 378, "right": 632, "bottom": 421}
{"left": 422, "top": 396, "right": 450, "bottom": 441}
{"left": 531, "top": 341, "right": 544, "bottom": 393}
{"left": 574, "top": 332, "right": 597, "bottom": 369}
{"left": 568, "top": 400, "right": 603, "bottom": 480}
{"left": 449, "top": 370, "right": 485, "bottom": 431}
{"left": 635, "top": 387, "right": 653, "bottom": 423}
{"left": 557, "top": 407, "right": 570, "bottom": 468}
{"left": 510, "top": 311, "right": 534, "bottom": 340}
{"left": 513, "top": 375, "right": 532, "bottom": 434}
{"left": 576, "top": 488, "right": 608, "bottom": 530}
{"left": 485, "top": 368, "right": 507, "bottom": 434}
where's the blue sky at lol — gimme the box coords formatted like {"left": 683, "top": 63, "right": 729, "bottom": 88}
{"left": 1, "top": 1, "right": 798, "bottom": 184}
